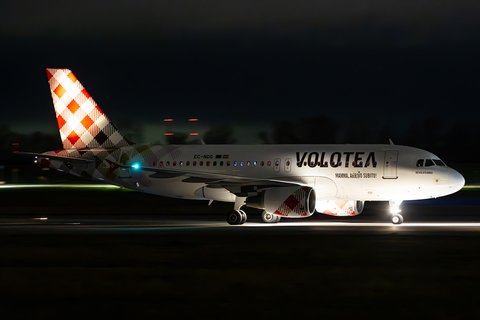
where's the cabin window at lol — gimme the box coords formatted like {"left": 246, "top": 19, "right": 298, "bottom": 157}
{"left": 261, "top": 161, "right": 264, "bottom": 166}
{"left": 193, "top": 161, "right": 196, "bottom": 166}
{"left": 179, "top": 161, "right": 183, "bottom": 166}
{"left": 186, "top": 161, "right": 190, "bottom": 166}
{"left": 227, "top": 161, "right": 230, "bottom": 166}
{"left": 416, "top": 159, "right": 424, "bottom": 167}
{"left": 159, "top": 161, "right": 163, "bottom": 167}
{"left": 267, "top": 161, "right": 271, "bottom": 166}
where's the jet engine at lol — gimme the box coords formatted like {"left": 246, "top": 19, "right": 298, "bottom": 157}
{"left": 316, "top": 200, "right": 364, "bottom": 216}
{"left": 246, "top": 186, "right": 316, "bottom": 217}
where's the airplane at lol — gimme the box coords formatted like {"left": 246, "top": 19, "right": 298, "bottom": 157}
{"left": 23, "top": 68, "right": 465, "bottom": 225}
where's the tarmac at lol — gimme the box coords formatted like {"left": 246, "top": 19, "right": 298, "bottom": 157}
{"left": 1, "top": 185, "right": 480, "bottom": 318}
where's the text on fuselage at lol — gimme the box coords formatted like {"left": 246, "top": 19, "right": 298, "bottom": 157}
{"left": 296, "top": 152, "right": 377, "bottom": 168}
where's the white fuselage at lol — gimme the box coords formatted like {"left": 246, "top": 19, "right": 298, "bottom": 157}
{"left": 101, "top": 144, "right": 464, "bottom": 202}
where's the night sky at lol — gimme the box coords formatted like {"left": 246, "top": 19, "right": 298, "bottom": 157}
{"left": 2, "top": 0, "right": 480, "bottom": 146}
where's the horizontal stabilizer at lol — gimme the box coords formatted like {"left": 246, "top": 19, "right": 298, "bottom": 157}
{"left": 19, "top": 152, "right": 95, "bottom": 163}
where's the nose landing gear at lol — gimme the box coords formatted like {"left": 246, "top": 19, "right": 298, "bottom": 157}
{"left": 391, "top": 214, "right": 404, "bottom": 224}
{"left": 389, "top": 200, "right": 403, "bottom": 225}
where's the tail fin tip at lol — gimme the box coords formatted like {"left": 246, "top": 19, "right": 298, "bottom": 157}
{"left": 46, "top": 68, "right": 133, "bottom": 150}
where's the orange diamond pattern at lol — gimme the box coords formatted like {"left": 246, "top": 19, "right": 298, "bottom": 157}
{"left": 57, "top": 115, "right": 66, "bottom": 129}
{"left": 67, "top": 131, "right": 80, "bottom": 146}
{"left": 66, "top": 99, "right": 81, "bottom": 114}
{"left": 81, "top": 115, "right": 94, "bottom": 130}
{"left": 53, "top": 84, "right": 66, "bottom": 99}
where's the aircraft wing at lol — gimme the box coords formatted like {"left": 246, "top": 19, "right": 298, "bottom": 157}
{"left": 127, "top": 165, "right": 306, "bottom": 192}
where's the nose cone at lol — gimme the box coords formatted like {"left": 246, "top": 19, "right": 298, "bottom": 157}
{"left": 449, "top": 169, "right": 465, "bottom": 194}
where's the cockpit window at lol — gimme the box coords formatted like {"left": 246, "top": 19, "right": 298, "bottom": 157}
{"left": 416, "top": 159, "right": 424, "bottom": 167}
{"left": 425, "top": 159, "right": 435, "bottom": 167}
{"left": 433, "top": 159, "right": 446, "bottom": 166}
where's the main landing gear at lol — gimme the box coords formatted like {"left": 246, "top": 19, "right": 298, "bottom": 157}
{"left": 226, "top": 210, "right": 247, "bottom": 225}
{"left": 226, "top": 210, "right": 281, "bottom": 225}
{"left": 226, "top": 197, "right": 248, "bottom": 225}
{"left": 389, "top": 200, "right": 404, "bottom": 225}
{"left": 261, "top": 211, "right": 281, "bottom": 223}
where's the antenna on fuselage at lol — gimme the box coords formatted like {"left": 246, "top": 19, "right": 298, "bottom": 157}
{"left": 389, "top": 139, "right": 394, "bottom": 145}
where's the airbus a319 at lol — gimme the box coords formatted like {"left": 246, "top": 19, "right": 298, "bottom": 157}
{"left": 23, "top": 69, "right": 465, "bottom": 225}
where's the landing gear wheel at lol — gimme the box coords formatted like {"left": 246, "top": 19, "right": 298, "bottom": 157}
{"left": 227, "top": 210, "right": 245, "bottom": 225}
{"left": 239, "top": 210, "right": 247, "bottom": 224}
{"left": 391, "top": 214, "right": 404, "bottom": 225}
{"left": 261, "top": 211, "right": 280, "bottom": 223}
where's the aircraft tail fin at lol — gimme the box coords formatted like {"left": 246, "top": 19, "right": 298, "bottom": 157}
{"left": 46, "top": 68, "right": 133, "bottom": 149}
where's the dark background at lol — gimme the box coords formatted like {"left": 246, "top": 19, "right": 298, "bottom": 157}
{"left": 1, "top": 1, "right": 480, "bottom": 165}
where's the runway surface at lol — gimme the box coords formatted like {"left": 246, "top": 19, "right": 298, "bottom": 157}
{"left": 1, "top": 184, "right": 480, "bottom": 234}
{"left": 1, "top": 185, "right": 480, "bottom": 318}
{"left": 3, "top": 215, "right": 480, "bottom": 234}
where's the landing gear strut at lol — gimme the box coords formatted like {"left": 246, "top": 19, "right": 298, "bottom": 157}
{"left": 261, "top": 211, "right": 281, "bottom": 223}
{"left": 226, "top": 210, "right": 247, "bottom": 225}
{"left": 389, "top": 200, "right": 404, "bottom": 225}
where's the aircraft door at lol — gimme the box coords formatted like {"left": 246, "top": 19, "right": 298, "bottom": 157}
{"left": 383, "top": 151, "right": 398, "bottom": 179}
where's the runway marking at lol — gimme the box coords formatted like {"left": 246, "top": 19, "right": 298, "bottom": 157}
{"left": 243, "top": 222, "right": 480, "bottom": 228}
{"left": 233, "top": 222, "right": 480, "bottom": 231}
{"left": 3, "top": 221, "right": 480, "bottom": 231}
{"left": 0, "top": 184, "right": 119, "bottom": 189}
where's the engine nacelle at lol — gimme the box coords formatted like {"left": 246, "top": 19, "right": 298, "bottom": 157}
{"left": 316, "top": 200, "right": 364, "bottom": 216}
{"left": 246, "top": 186, "right": 316, "bottom": 217}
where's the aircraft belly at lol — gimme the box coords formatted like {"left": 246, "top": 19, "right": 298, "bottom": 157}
{"left": 142, "top": 177, "right": 206, "bottom": 199}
